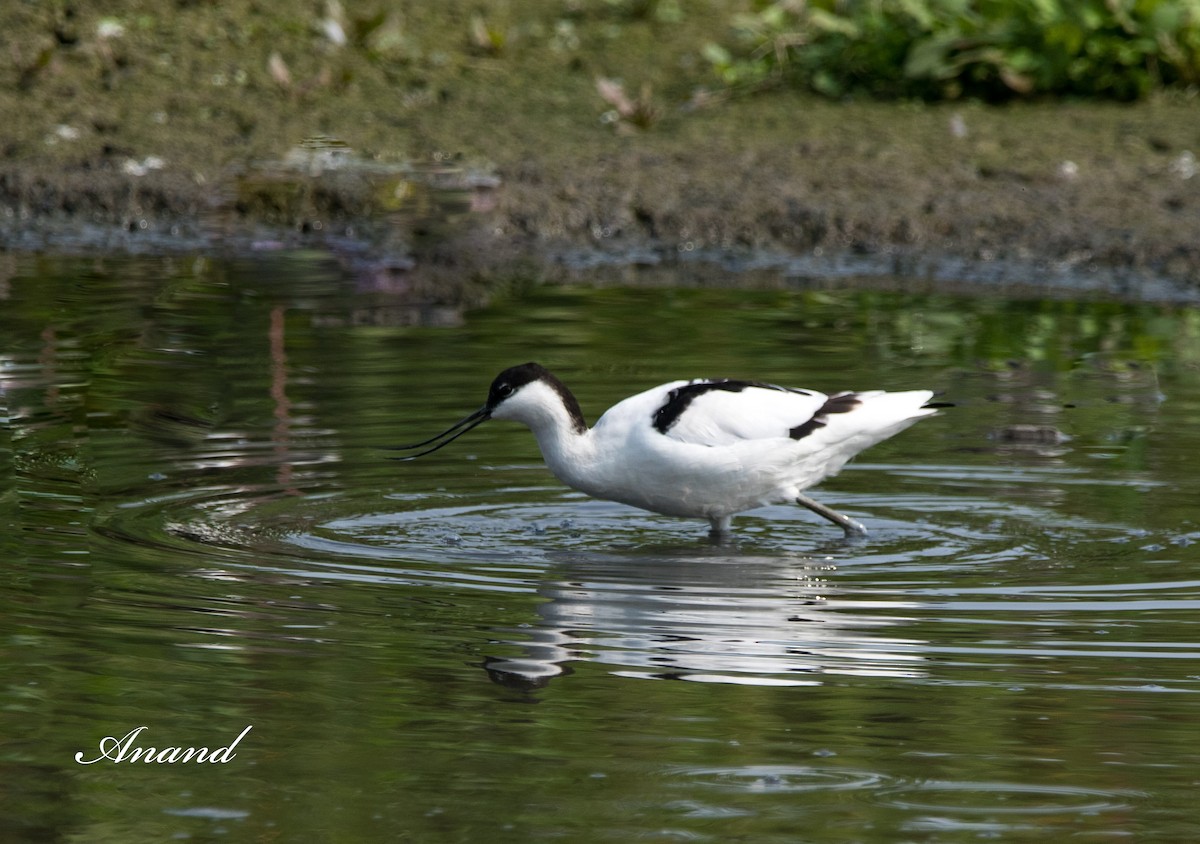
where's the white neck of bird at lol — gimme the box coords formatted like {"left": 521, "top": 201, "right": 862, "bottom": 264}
{"left": 492, "top": 380, "right": 596, "bottom": 481}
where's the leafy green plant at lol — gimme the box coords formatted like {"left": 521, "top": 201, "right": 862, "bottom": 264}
{"left": 705, "top": 0, "right": 1200, "bottom": 100}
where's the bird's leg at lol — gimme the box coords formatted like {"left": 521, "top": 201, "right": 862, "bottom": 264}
{"left": 708, "top": 515, "right": 733, "bottom": 538}
{"left": 795, "top": 493, "right": 868, "bottom": 538}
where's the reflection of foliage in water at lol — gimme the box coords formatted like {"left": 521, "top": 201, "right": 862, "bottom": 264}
{"left": 4, "top": 255, "right": 1200, "bottom": 842}
{"left": 1, "top": 256, "right": 1196, "bottom": 534}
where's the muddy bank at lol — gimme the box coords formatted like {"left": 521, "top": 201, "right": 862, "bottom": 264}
{"left": 2, "top": 3, "right": 1198, "bottom": 300}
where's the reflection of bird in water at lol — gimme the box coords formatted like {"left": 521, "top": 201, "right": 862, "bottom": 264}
{"left": 393, "top": 363, "right": 945, "bottom": 537}
{"left": 480, "top": 553, "right": 929, "bottom": 692}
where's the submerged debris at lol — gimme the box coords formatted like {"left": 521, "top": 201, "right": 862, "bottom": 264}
{"left": 992, "top": 425, "right": 1071, "bottom": 445}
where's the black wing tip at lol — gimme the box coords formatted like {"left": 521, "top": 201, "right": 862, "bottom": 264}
{"left": 789, "top": 393, "right": 864, "bottom": 440}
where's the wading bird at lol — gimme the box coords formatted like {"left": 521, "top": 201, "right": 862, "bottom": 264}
{"left": 392, "top": 363, "right": 944, "bottom": 537}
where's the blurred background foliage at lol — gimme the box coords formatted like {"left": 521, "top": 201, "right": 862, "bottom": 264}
{"left": 5, "top": 1, "right": 1199, "bottom": 284}
{"left": 705, "top": 0, "right": 1200, "bottom": 100}
{"left": 4, "top": 0, "right": 1198, "bottom": 166}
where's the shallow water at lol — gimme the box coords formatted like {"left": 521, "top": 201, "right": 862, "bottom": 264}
{"left": 3, "top": 253, "right": 1199, "bottom": 841}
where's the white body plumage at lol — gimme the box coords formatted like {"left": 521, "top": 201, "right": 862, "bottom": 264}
{"left": 394, "top": 363, "right": 942, "bottom": 536}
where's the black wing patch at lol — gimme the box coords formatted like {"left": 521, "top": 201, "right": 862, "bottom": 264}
{"left": 789, "top": 393, "right": 862, "bottom": 440}
{"left": 652, "top": 380, "right": 810, "bottom": 435}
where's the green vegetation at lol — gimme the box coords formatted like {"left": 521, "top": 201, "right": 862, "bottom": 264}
{"left": 705, "top": 0, "right": 1200, "bottom": 100}
{"left": 3, "top": 2, "right": 1200, "bottom": 282}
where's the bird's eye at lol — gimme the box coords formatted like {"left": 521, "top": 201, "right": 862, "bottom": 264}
{"left": 497, "top": 383, "right": 514, "bottom": 398}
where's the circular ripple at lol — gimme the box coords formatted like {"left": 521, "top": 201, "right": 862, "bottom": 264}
{"left": 873, "top": 779, "right": 1140, "bottom": 816}
{"left": 672, "top": 764, "right": 891, "bottom": 794}
{"left": 90, "top": 479, "right": 1193, "bottom": 689}
{"left": 94, "top": 476, "right": 1044, "bottom": 571}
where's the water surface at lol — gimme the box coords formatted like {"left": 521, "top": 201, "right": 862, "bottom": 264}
{"left": 3, "top": 253, "right": 1199, "bottom": 841}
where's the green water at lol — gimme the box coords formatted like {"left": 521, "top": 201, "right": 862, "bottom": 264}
{"left": 3, "top": 253, "right": 1199, "bottom": 842}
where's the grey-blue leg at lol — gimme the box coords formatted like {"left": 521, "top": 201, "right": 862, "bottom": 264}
{"left": 708, "top": 515, "right": 733, "bottom": 536}
{"left": 796, "top": 493, "right": 868, "bottom": 537}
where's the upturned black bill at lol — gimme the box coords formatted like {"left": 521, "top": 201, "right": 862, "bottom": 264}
{"left": 386, "top": 407, "right": 490, "bottom": 460}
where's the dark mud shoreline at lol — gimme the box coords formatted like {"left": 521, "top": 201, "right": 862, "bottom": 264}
{"left": 3, "top": 3, "right": 1198, "bottom": 303}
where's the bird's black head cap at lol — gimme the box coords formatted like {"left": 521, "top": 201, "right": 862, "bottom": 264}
{"left": 486, "top": 362, "right": 586, "bottom": 432}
